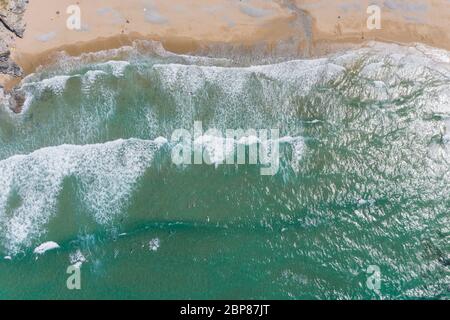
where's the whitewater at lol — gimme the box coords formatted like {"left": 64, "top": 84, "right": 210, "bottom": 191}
{"left": 0, "top": 41, "right": 449, "bottom": 299}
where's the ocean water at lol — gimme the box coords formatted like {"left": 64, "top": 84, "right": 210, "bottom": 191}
{"left": 0, "top": 41, "right": 449, "bottom": 299}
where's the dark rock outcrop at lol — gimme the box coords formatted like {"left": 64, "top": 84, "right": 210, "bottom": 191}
{"left": 0, "top": 0, "right": 27, "bottom": 38}
{"left": 0, "top": 0, "right": 29, "bottom": 80}
{"left": 0, "top": 50, "right": 21, "bottom": 76}
{"left": 0, "top": 0, "right": 28, "bottom": 112}
{"left": 8, "top": 89, "right": 24, "bottom": 113}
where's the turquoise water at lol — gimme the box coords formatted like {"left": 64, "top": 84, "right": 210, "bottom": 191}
{"left": 0, "top": 41, "right": 449, "bottom": 299}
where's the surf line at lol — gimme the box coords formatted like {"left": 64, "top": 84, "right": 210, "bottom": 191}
{"left": 170, "top": 121, "right": 281, "bottom": 176}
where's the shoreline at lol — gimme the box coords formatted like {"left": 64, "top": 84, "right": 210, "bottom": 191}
{"left": 1, "top": 0, "right": 450, "bottom": 97}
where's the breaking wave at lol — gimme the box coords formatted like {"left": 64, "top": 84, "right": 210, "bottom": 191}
{"left": 0, "top": 41, "right": 449, "bottom": 298}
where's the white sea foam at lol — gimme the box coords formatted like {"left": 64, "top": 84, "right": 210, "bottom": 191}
{"left": 17, "top": 74, "right": 74, "bottom": 113}
{"left": 33, "top": 241, "right": 60, "bottom": 255}
{"left": 22, "top": 61, "right": 128, "bottom": 93}
{"left": 149, "top": 42, "right": 450, "bottom": 117}
{"left": 95, "top": 60, "right": 130, "bottom": 77}
{"left": 0, "top": 126, "right": 303, "bottom": 254}
{"left": 82, "top": 70, "right": 108, "bottom": 87}
{"left": 357, "top": 199, "right": 376, "bottom": 207}
{"left": 22, "top": 40, "right": 229, "bottom": 81}
{"left": 193, "top": 135, "right": 236, "bottom": 165}
{"left": 152, "top": 58, "right": 346, "bottom": 96}
{"left": 148, "top": 238, "right": 160, "bottom": 252}
{"left": 2, "top": 41, "right": 450, "bottom": 255}
{"left": 69, "top": 249, "right": 87, "bottom": 268}
{"left": 0, "top": 138, "right": 161, "bottom": 255}
{"left": 23, "top": 75, "right": 72, "bottom": 94}
{"left": 15, "top": 60, "right": 129, "bottom": 115}
{"left": 154, "top": 136, "right": 169, "bottom": 146}
{"left": 13, "top": 41, "right": 450, "bottom": 120}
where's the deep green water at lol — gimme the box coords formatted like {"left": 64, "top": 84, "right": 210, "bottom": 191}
{"left": 0, "top": 41, "right": 449, "bottom": 299}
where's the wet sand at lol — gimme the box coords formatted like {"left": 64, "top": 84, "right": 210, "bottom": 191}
{"left": 2, "top": 0, "right": 450, "bottom": 89}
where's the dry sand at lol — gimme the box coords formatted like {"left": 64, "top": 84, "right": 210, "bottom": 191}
{"left": 2, "top": 0, "right": 450, "bottom": 89}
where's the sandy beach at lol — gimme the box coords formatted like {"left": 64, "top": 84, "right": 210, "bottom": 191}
{"left": 1, "top": 0, "right": 449, "bottom": 89}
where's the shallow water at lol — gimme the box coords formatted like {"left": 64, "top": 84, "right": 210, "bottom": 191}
{"left": 0, "top": 41, "right": 449, "bottom": 299}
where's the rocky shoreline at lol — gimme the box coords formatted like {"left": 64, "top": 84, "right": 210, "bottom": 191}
{"left": 0, "top": 0, "right": 27, "bottom": 112}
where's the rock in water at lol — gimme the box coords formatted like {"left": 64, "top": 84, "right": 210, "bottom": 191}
{"left": 9, "top": 89, "right": 25, "bottom": 113}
